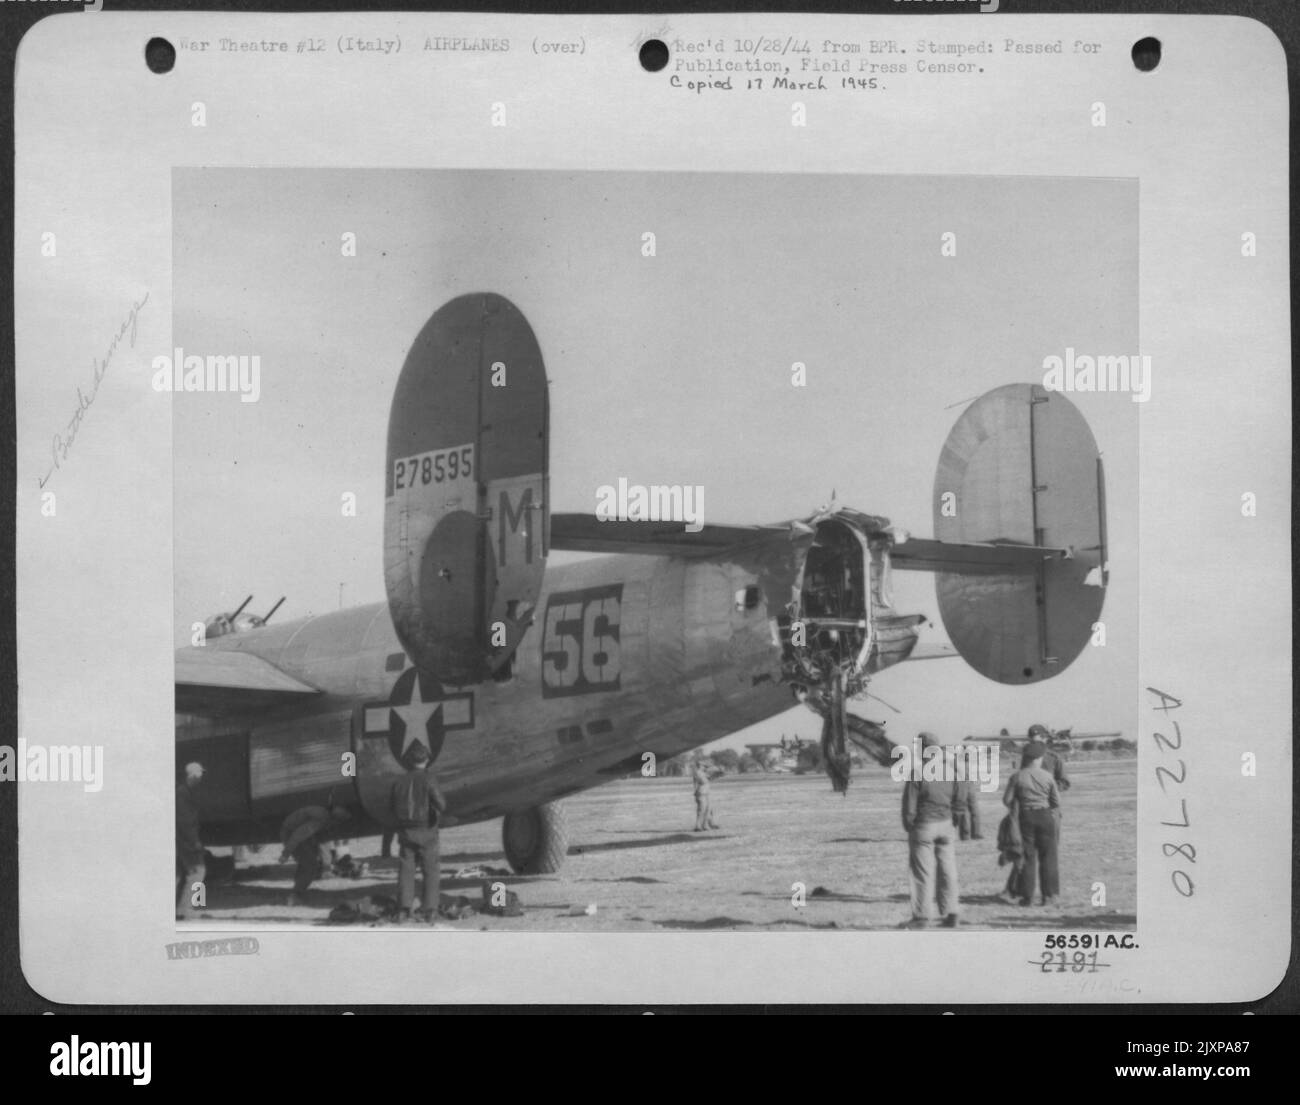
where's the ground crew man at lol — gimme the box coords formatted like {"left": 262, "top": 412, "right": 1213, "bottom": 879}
{"left": 175, "top": 762, "right": 206, "bottom": 920}
{"left": 691, "top": 756, "right": 719, "bottom": 831}
{"left": 391, "top": 743, "right": 447, "bottom": 923}
{"left": 1003, "top": 740, "right": 1061, "bottom": 907}
{"left": 900, "top": 732, "right": 961, "bottom": 928}
{"left": 1027, "top": 723, "right": 1071, "bottom": 792}
{"left": 279, "top": 803, "right": 351, "bottom": 907}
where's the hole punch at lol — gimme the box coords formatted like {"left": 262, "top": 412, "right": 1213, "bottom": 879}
{"left": 1131, "top": 36, "right": 1161, "bottom": 72}
{"left": 639, "top": 39, "right": 669, "bottom": 73}
{"left": 145, "top": 37, "right": 176, "bottom": 74}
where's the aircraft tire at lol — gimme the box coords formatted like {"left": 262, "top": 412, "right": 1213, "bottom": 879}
{"left": 502, "top": 801, "right": 569, "bottom": 874}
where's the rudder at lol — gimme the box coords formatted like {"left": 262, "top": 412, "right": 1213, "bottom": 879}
{"left": 932, "top": 383, "right": 1106, "bottom": 684}
{"left": 385, "top": 293, "right": 549, "bottom": 685}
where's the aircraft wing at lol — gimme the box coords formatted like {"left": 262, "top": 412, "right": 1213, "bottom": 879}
{"left": 550, "top": 513, "right": 789, "bottom": 558}
{"left": 175, "top": 648, "right": 322, "bottom": 716}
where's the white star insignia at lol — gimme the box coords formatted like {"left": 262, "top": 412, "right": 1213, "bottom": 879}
{"left": 391, "top": 677, "right": 443, "bottom": 759}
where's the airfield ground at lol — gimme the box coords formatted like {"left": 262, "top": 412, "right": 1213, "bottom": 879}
{"left": 187, "top": 758, "right": 1135, "bottom": 931}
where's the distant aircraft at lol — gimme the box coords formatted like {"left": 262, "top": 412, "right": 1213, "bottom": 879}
{"left": 176, "top": 293, "right": 1108, "bottom": 873}
{"left": 964, "top": 728, "right": 1124, "bottom": 753}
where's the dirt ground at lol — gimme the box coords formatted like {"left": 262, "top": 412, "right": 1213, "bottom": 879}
{"left": 186, "top": 758, "right": 1136, "bottom": 931}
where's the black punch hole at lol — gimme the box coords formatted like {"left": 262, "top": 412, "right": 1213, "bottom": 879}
{"left": 639, "top": 39, "right": 669, "bottom": 73}
{"left": 146, "top": 37, "right": 176, "bottom": 75}
{"left": 1131, "top": 37, "right": 1160, "bottom": 72}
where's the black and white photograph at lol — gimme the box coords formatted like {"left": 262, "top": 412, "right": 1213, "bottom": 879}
{"left": 170, "top": 169, "right": 1139, "bottom": 935}
{"left": 10, "top": 8, "right": 1291, "bottom": 1014}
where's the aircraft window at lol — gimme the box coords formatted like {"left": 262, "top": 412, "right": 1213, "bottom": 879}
{"left": 385, "top": 652, "right": 406, "bottom": 672}
{"left": 735, "top": 585, "right": 761, "bottom": 612}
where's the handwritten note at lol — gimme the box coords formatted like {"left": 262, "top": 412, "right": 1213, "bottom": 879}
{"left": 38, "top": 291, "right": 150, "bottom": 487}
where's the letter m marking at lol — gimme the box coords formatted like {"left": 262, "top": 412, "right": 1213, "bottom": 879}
{"left": 499, "top": 485, "right": 534, "bottom": 566}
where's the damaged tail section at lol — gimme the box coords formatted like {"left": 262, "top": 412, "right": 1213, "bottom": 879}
{"left": 779, "top": 383, "right": 1107, "bottom": 791}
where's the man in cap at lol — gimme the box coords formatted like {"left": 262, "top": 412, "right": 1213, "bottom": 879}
{"left": 900, "top": 732, "right": 961, "bottom": 929}
{"left": 391, "top": 742, "right": 447, "bottom": 923}
{"left": 175, "top": 762, "right": 206, "bottom": 920}
{"left": 1026, "top": 723, "right": 1071, "bottom": 793}
{"left": 1003, "top": 741, "right": 1061, "bottom": 907}
{"left": 691, "top": 754, "right": 719, "bottom": 831}
{"left": 1026, "top": 723, "right": 1069, "bottom": 853}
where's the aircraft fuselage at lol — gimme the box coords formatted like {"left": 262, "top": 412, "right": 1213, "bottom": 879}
{"left": 180, "top": 538, "right": 913, "bottom": 845}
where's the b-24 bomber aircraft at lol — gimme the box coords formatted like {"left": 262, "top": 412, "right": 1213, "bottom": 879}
{"left": 176, "top": 293, "right": 1108, "bottom": 873}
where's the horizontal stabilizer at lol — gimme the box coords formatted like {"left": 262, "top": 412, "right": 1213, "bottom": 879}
{"left": 176, "top": 648, "right": 321, "bottom": 716}
{"left": 891, "top": 537, "right": 1069, "bottom": 575}
{"left": 905, "top": 642, "right": 960, "bottom": 662}
{"left": 550, "top": 514, "right": 785, "bottom": 558}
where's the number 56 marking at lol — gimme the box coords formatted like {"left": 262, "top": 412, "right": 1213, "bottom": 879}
{"left": 541, "top": 584, "right": 622, "bottom": 698}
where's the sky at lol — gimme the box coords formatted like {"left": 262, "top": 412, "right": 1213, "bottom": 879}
{"left": 173, "top": 168, "right": 1138, "bottom": 749}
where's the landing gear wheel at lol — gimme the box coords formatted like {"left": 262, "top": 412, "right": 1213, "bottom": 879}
{"left": 502, "top": 802, "right": 569, "bottom": 874}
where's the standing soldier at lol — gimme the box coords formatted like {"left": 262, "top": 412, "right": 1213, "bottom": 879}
{"left": 691, "top": 755, "right": 719, "bottom": 831}
{"left": 391, "top": 743, "right": 447, "bottom": 923}
{"left": 1003, "top": 741, "right": 1062, "bottom": 907}
{"left": 1027, "top": 723, "right": 1071, "bottom": 793}
{"left": 1026, "top": 723, "right": 1069, "bottom": 848}
{"left": 175, "top": 762, "right": 206, "bottom": 920}
{"left": 900, "top": 732, "right": 961, "bottom": 929}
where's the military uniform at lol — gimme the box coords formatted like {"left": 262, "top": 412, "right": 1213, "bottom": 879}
{"left": 902, "top": 775, "right": 961, "bottom": 926}
{"left": 175, "top": 782, "right": 205, "bottom": 919}
{"left": 692, "top": 762, "right": 718, "bottom": 831}
{"left": 1026, "top": 725, "right": 1071, "bottom": 792}
{"left": 1003, "top": 754, "right": 1061, "bottom": 905}
{"left": 392, "top": 762, "right": 447, "bottom": 920}
{"left": 279, "top": 806, "right": 342, "bottom": 901}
